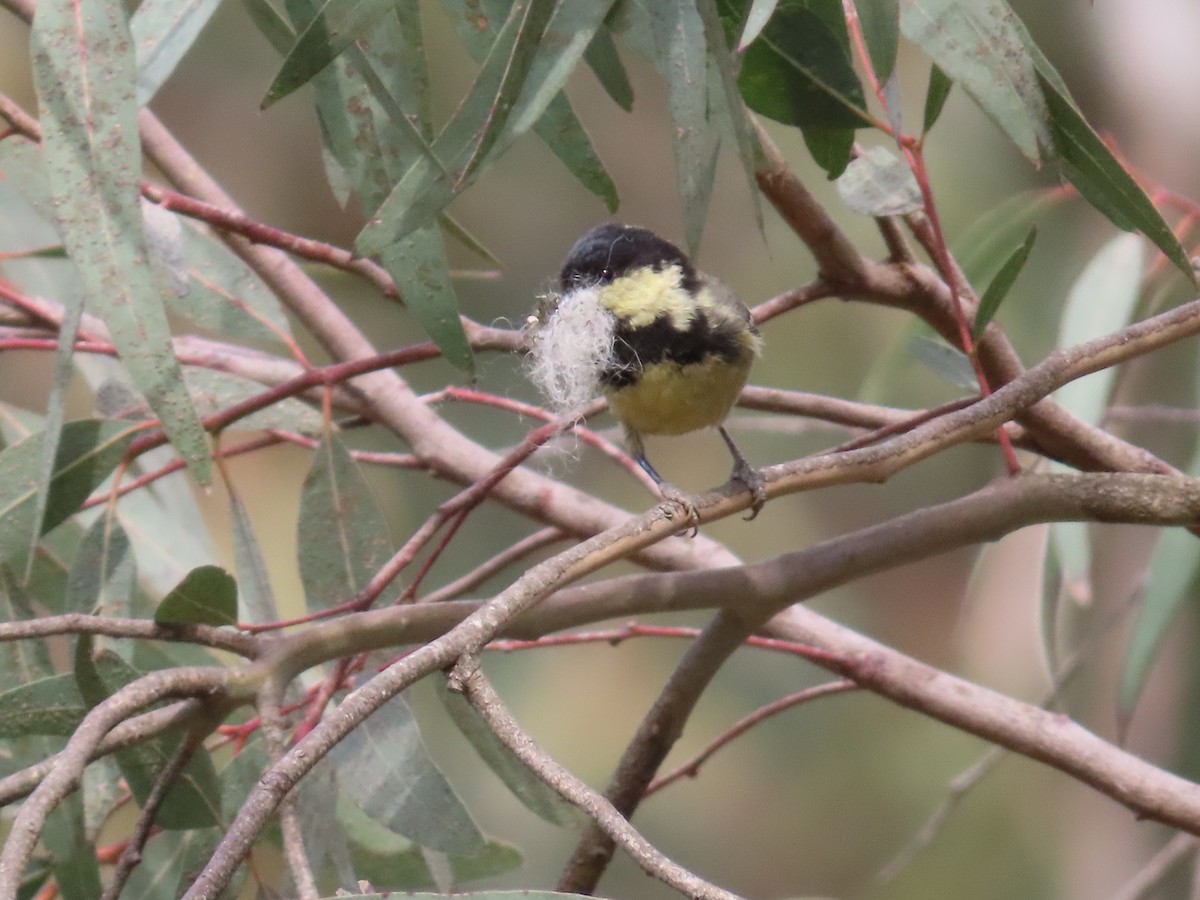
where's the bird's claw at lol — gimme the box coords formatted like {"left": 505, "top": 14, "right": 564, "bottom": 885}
{"left": 730, "top": 460, "right": 767, "bottom": 521}
{"left": 657, "top": 482, "right": 701, "bottom": 537}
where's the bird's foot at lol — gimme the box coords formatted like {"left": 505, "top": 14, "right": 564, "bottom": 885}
{"left": 729, "top": 458, "right": 767, "bottom": 520}
{"left": 656, "top": 481, "right": 702, "bottom": 537}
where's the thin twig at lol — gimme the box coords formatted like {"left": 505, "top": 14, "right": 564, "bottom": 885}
{"left": 451, "top": 657, "right": 744, "bottom": 900}
{"left": 645, "top": 680, "right": 858, "bottom": 796}
{"left": 99, "top": 731, "right": 206, "bottom": 900}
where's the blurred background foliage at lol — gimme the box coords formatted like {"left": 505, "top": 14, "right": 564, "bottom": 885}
{"left": 3, "top": 0, "right": 1200, "bottom": 897}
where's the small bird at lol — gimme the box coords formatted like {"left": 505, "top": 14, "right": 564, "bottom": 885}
{"left": 527, "top": 222, "right": 765, "bottom": 520}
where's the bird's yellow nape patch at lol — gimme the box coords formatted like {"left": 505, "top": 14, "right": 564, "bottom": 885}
{"left": 598, "top": 265, "right": 695, "bottom": 330}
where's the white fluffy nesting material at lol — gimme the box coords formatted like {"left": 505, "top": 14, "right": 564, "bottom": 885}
{"left": 525, "top": 286, "right": 617, "bottom": 416}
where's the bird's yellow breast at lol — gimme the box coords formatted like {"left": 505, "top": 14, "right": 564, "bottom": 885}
{"left": 605, "top": 352, "right": 753, "bottom": 436}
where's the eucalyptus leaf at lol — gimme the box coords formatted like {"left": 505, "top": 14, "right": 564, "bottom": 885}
{"left": 972, "top": 225, "right": 1037, "bottom": 337}
{"left": 132, "top": 0, "right": 223, "bottom": 105}
{"left": 74, "top": 642, "right": 221, "bottom": 830}
{"left": 908, "top": 334, "right": 976, "bottom": 390}
{"left": 297, "top": 434, "right": 394, "bottom": 611}
{"left": 835, "top": 145, "right": 922, "bottom": 217}
{"left": 331, "top": 693, "right": 484, "bottom": 854}
{"left": 155, "top": 565, "right": 238, "bottom": 627}
{"left": 900, "top": 0, "right": 1051, "bottom": 164}
{"left": 0, "top": 420, "right": 137, "bottom": 566}
{"left": 31, "top": 0, "right": 211, "bottom": 483}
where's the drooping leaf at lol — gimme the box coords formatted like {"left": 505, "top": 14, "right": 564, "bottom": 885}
{"left": 0, "top": 673, "right": 88, "bottom": 738}
{"left": 227, "top": 486, "right": 279, "bottom": 626}
{"left": 738, "top": 0, "right": 778, "bottom": 50}
{"left": 953, "top": 188, "right": 1059, "bottom": 287}
{"left": 262, "top": 0, "right": 396, "bottom": 107}
{"left": 355, "top": 0, "right": 558, "bottom": 255}
{"left": 1119, "top": 527, "right": 1200, "bottom": 727}
{"left": 120, "top": 831, "right": 190, "bottom": 900}
{"left": 908, "top": 335, "right": 976, "bottom": 390}
{"left": 44, "top": 794, "right": 103, "bottom": 900}
{"left": 31, "top": 0, "right": 211, "bottom": 483}
{"left": 379, "top": 228, "right": 475, "bottom": 373}
{"left": 583, "top": 26, "right": 633, "bottom": 111}
{"left": 729, "top": 0, "right": 869, "bottom": 131}
{"left": 436, "top": 678, "right": 578, "bottom": 827}
{"left": 1053, "top": 233, "right": 1144, "bottom": 426}
{"left": 155, "top": 565, "right": 238, "bottom": 627}
{"left": 802, "top": 126, "right": 856, "bottom": 180}
{"left": 900, "top": 0, "right": 1051, "bottom": 165}
{"left": 176, "top": 222, "right": 294, "bottom": 346}
{"left": 972, "top": 225, "right": 1037, "bottom": 337}
{"left": 183, "top": 368, "right": 324, "bottom": 434}
{"left": 1044, "top": 233, "right": 1145, "bottom": 617}
{"left": 331, "top": 693, "right": 484, "bottom": 854}
{"left": 835, "top": 145, "right": 922, "bottom": 217}
{"left": 74, "top": 641, "right": 221, "bottom": 829}
{"left": 921, "top": 63, "right": 953, "bottom": 134}
{"left": 0, "top": 420, "right": 137, "bottom": 565}
{"left": 697, "top": 0, "right": 764, "bottom": 230}
{"left": 131, "top": 0, "right": 223, "bottom": 105}
{"left": 0, "top": 567, "right": 52, "bottom": 694}
{"left": 297, "top": 434, "right": 394, "bottom": 611}
{"left": 1035, "top": 71, "right": 1195, "bottom": 282}
{"left": 649, "top": 0, "right": 719, "bottom": 254}
{"left": 340, "top": 796, "right": 524, "bottom": 890}
{"left": 65, "top": 514, "right": 136, "bottom": 616}
{"left": 856, "top": 0, "right": 899, "bottom": 80}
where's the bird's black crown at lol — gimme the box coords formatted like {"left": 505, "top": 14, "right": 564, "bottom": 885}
{"left": 559, "top": 223, "right": 700, "bottom": 295}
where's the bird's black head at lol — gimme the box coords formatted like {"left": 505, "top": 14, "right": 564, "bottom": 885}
{"left": 559, "top": 223, "right": 700, "bottom": 295}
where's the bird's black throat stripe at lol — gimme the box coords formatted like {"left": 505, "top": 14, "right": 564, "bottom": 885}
{"left": 601, "top": 311, "right": 747, "bottom": 388}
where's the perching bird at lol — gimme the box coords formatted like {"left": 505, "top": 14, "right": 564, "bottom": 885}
{"left": 526, "top": 222, "right": 765, "bottom": 520}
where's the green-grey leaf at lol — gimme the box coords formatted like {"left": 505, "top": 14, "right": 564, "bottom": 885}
{"left": 183, "top": 368, "right": 324, "bottom": 434}
{"left": 74, "top": 643, "right": 221, "bottom": 829}
{"left": 738, "top": 0, "right": 778, "bottom": 49}
{"left": 908, "top": 334, "right": 976, "bottom": 390}
{"left": 0, "top": 420, "right": 137, "bottom": 565}
{"left": 802, "top": 126, "right": 855, "bottom": 180}
{"left": 44, "top": 794, "right": 104, "bottom": 900}
{"left": 297, "top": 434, "right": 393, "bottom": 611}
{"left": 1119, "top": 527, "right": 1200, "bottom": 724}
{"left": 922, "top": 63, "right": 953, "bottom": 134}
{"left": 972, "top": 225, "right": 1037, "bottom": 337}
{"left": 31, "top": 0, "right": 211, "bottom": 484}
{"left": 835, "top": 145, "right": 922, "bottom": 216}
{"left": 177, "top": 222, "right": 293, "bottom": 346}
{"left": 442, "top": 0, "right": 619, "bottom": 213}
{"left": 584, "top": 26, "right": 633, "bottom": 111}
{"left": 66, "top": 514, "right": 136, "bottom": 616}
{"left": 355, "top": 0, "right": 557, "bottom": 255}
{"left": 155, "top": 565, "right": 238, "bottom": 626}
{"left": 228, "top": 487, "right": 280, "bottom": 626}
{"left": 1035, "top": 71, "right": 1195, "bottom": 282}
{"left": 380, "top": 227, "right": 475, "bottom": 373}
{"left": 262, "top": 0, "right": 396, "bottom": 107}
{"left": 1053, "top": 233, "right": 1144, "bottom": 426}
{"left": 340, "top": 797, "right": 524, "bottom": 890}
{"left": 132, "top": 0, "right": 223, "bottom": 105}
{"left": 0, "top": 673, "right": 87, "bottom": 738}
{"left": 731, "top": 0, "right": 869, "bottom": 131}
{"left": 331, "top": 693, "right": 483, "bottom": 854}
{"left": 953, "top": 188, "right": 1058, "bottom": 287}
{"left": 900, "top": 0, "right": 1051, "bottom": 164}
{"left": 858, "top": 0, "right": 899, "bottom": 80}
{"left": 120, "top": 831, "right": 189, "bottom": 900}
{"left": 650, "top": 0, "right": 718, "bottom": 254}
{"left": 436, "top": 678, "right": 578, "bottom": 826}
